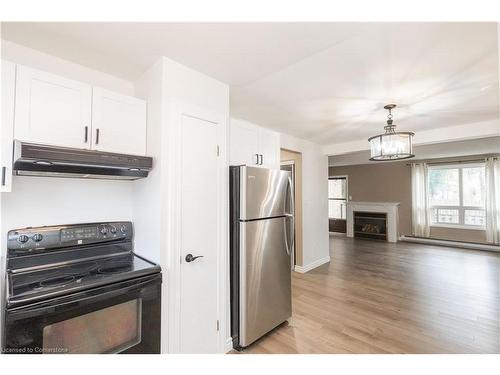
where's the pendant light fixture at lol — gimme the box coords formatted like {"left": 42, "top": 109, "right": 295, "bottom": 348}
{"left": 368, "top": 104, "right": 415, "bottom": 161}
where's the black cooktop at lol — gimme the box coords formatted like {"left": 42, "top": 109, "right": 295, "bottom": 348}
{"left": 7, "top": 253, "right": 159, "bottom": 308}
{"left": 6, "top": 222, "right": 161, "bottom": 308}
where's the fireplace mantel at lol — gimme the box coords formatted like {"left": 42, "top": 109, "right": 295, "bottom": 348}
{"left": 346, "top": 201, "right": 400, "bottom": 242}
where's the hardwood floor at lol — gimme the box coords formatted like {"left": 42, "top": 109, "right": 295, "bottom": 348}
{"left": 239, "top": 235, "right": 500, "bottom": 354}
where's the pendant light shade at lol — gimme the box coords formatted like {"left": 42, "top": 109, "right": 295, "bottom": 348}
{"left": 368, "top": 104, "right": 415, "bottom": 161}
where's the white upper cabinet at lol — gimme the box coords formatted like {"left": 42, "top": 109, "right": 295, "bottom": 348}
{"left": 1, "top": 60, "right": 16, "bottom": 192}
{"left": 92, "top": 88, "right": 147, "bottom": 156}
{"left": 229, "top": 118, "right": 260, "bottom": 166}
{"left": 13, "top": 64, "right": 148, "bottom": 156}
{"left": 14, "top": 65, "right": 92, "bottom": 149}
{"left": 258, "top": 128, "right": 280, "bottom": 169}
{"left": 229, "top": 118, "right": 280, "bottom": 169}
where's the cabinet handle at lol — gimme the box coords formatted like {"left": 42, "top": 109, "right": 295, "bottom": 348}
{"left": 1, "top": 166, "right": 6, "bottom": 186}
{"left": 84, "top": 126, "right": 88, "bottom": 143}
{"left": 255, "top": 154, "right": 259, "bottom": 165}
{"left": 95, "top": 128, "right": 100, "bottom": 145}
{"left": 260, "top": 154, "right": 264, "bottom": 165}
{"left": 256, "top": 154, "right": 262, "bottom": 165}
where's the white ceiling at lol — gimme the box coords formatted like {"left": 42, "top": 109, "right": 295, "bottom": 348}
{"left": 2, "top": 22, "right": 498, "bottom": 146}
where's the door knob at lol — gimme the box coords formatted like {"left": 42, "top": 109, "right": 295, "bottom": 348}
{"left": 185, "top": 253, "right": 204, "bottom": 263}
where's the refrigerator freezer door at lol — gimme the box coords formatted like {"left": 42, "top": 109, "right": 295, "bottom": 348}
{"left": 239, "top": 216, "right": 292, "bottom": 347}
{"left": 239, "top": 166, "right": 291, "bottom": 220}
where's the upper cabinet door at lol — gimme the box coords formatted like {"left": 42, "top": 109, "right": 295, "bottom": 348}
{"left": 14, "top": 65, "right": 92, "bottom": 149}
{"left": 92, "top": 88, "right": 147, "bottom": 156}
{"left": 259, "top": 128, "right": 280, "bottom": 169}
{"left": 1, "top": 60, "right": 16, "bottom": 193}
{"left": 229, "top": 118, "right": 260, "bottom": 166}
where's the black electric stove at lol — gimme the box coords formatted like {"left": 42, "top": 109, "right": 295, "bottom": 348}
{"left": 3, "top": 222, "right": 161, "bottom": 354}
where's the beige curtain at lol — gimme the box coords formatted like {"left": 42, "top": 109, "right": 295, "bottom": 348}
{"left": 411, "top": 163, "right": 430, "bottom": 237}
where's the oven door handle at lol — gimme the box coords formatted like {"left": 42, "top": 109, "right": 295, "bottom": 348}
{"left": 8, "top": 274, "right": 160, "bottom": 317}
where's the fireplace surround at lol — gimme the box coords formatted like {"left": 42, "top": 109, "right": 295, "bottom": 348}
{"left": 346, "top": 202, "right": 400, "bottom": 242}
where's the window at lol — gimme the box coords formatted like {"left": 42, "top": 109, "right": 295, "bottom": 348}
{"left": 427, "top": 163, "right": 486, "bottom": 228}
{"left": 328, "top": 177, "right": 347, "bottom": 219}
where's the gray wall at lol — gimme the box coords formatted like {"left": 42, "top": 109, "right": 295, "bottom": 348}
{"left": 329, "top": 162, "right": 413, "bottom": 237}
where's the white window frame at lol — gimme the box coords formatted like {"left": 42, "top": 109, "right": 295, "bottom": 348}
{"left": 427, "top": 162, "right": 486, "bottom": 230}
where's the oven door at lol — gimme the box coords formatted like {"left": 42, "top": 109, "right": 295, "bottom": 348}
{"left": 3, "top": 273, "right": 161, "bottom": 354}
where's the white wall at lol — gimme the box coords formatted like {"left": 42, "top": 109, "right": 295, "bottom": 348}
{"left": 132, "top": 59, "right": 165, "bottom": 264}
{"left": 0, "top": 187, "right": 3, "bottom": 347}
{"left": 1, "top": 178, "right": 134, "bottom": 233}
{"left": 163, "top": 58, "right": 229, "bottom": 113}
{"left": 133, "top": 57, "right": 230, "bottom": 262}
{"left": 1, "top": 40, "right": 134, "bottom": 95}
{"left": 161, "top": 58, "right": 230, "bottom": 353}
{"left": 133, "top": 56, "right": 230, "bottom": 353}
{"left": 280, "top": 133, "right": 330, "bottom": 268}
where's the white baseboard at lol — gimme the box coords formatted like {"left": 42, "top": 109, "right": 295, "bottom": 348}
{"left": 224, "top": 337, "right": 233, "bottom": 353}
{"left": 400, "top": 235, "right": 500, "bottom": 252}
{"left": 294, "top": 256, "right": 331, "bottom": 273}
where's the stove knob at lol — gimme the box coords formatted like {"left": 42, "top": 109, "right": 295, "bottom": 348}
{"left": 110, "top": 226, "right": 117, "bottom": 234}
{"left": 100, "top": 226, "right": 108, "bottom": 235}
{"left": 120, "top": 225, "right": 127, "bottom": 234}
{"left": 18, "top": 234, "right": 29, "bottom": 243}
{"left": 32, "top": 233, "right": 43, "bottom": 242}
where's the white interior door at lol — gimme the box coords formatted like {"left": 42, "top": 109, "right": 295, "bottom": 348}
{"left": 179, "top": 114, "right": 220, "bottom": 353}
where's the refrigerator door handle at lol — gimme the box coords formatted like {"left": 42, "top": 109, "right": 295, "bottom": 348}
{"left": 284, "top": 217, "right": 290, "bottom": 256}
{"left": 285, "top": 176, "right": 295, "bottom": 257}
{"left": 287, "top": 214, "right": 294, "bottom": 258}
{"left": 283, "top": 214, "right": 294, "bottom": 257}
{"left": 287, "top": 175, "right": 295, "bottom": 216}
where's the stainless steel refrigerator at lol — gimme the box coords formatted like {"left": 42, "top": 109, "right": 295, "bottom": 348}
{"left": 230, "top": 165, "right": 294, "bottom": 350}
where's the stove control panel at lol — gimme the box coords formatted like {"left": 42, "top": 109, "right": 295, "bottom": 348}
{"left": 7, "top": 222, "right": 133, "bottom": 253}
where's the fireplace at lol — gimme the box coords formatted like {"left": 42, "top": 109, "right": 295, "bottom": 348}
{"left": 347, "top": 202, "right": 399, "bottom": 243}
{"left": 353, "top": 211, "right": 387, "bottom": 240}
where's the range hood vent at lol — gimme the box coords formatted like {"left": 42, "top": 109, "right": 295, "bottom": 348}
{"left": 13, "top": 141, "right": 153, "bottom": 180}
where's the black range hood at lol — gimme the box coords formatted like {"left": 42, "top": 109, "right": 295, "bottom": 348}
{"left": 13, "top": 141, "right": 153, "bottom": 180}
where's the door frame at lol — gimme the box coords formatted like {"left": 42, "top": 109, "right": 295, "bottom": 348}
{"left": 164, "top": 101, "right": 229, "bottom": 353}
